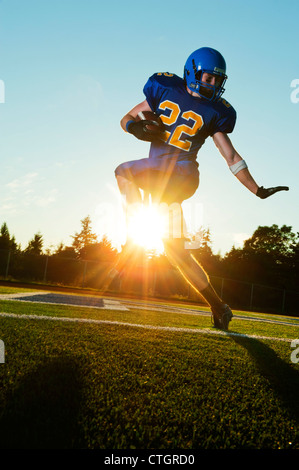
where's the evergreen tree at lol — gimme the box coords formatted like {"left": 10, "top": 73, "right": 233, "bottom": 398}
{"left": 71, "top": 215, "right": 98, "bottom": 258}
{"left": 0, "top": 222, "right": 19, "bottom": 252}
{"left": 24, "top": 233, "right": 44, "bottom": 255}
{"left": 54, "top": 242, "right": 77, "bottom": 259}
{"left": 190, "top": 227, "right": 222, "bottom": 276}
{"left": 82, "top": 234, "right": 117, "bottom": 262}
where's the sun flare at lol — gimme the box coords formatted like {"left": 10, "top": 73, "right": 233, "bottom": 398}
{"left": 126, "top": 203, "right": 166, "bottom": 254}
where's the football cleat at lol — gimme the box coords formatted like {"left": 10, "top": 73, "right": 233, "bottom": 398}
{"left": 211, "top": 304, "right": 233, "bottom": 331}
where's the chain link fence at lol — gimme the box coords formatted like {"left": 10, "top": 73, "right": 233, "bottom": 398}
{"left": 0, "top": 249, "right": 298, "bottom": 316}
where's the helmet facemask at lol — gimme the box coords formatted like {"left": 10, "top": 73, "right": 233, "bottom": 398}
{"left": 184, "top": 48, "right": 228, "bottom": 102}
{"left": 192, "top": 64, "right": 227, "bottom": 101}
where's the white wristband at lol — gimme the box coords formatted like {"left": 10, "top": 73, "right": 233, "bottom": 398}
{"left": 229, "top": 159, "right": 248, "bottom": 175}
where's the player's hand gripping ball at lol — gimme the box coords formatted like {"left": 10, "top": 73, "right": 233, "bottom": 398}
{"left": 127, "top": 111, "right": 165, "bottom": 142}
{"left": 136, "top": 111, "right": 164, "bottom": 132}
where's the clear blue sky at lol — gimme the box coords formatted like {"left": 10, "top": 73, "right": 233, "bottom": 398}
{"left": 0, "top": 0, "right": 298, "bottom": 255}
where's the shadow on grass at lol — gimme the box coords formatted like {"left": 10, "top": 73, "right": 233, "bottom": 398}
{"left": 0, "top": 357, "right": 84, "bottom": 449}
{"left": 233, "top": 335, "right": 299, "bottom": 424}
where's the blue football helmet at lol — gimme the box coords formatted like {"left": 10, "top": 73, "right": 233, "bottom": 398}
{"left": 184, "top": 47, "right": 227, "bottom": 102}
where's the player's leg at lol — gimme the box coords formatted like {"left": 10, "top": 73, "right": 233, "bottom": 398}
{"left": 107, "top": 175, "right": 143, "bottom": 279}
{"left": 100, "top": 165, "right": 145, "bottom": 292}
{"left": 115, "top": 157, "right": 164, "bottom": 244}
{"left": 162, "top": 206, "right": 233, "bottom": 330}
{"left": 116, "top": 174, "right": 142, "bottom": 205}
{"left": 116, "top": 174, "right": 143, "bottom": 241}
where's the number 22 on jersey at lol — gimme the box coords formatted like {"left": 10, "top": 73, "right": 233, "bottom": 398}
{"left": 158, "top": 100, "right": 204, "bottom": 152}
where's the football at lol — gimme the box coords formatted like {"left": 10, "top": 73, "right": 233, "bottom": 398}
{"left": 136, "top": 110, "right": 164, "bottom": 132}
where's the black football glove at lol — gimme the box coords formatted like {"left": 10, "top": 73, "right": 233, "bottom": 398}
{"left": 127, "top": 120, "right": 163, "bottom": 142}
{"left": 256, "top": 186, "right": 289, "bottom": 199}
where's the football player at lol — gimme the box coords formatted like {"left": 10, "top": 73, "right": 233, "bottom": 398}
{"left": 114, "top": 47, "right": 289, "bottom": 330}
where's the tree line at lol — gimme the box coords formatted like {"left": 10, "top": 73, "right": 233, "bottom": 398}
{"left": 0, "top": 216, "right": 118, "bottom": 262}
{"left": 0, "top": 216, "right": 298, "bottom": 293}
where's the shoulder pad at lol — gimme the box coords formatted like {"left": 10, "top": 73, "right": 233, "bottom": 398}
{"left": 214, "top": 97, "right": 236, "bottom": 117}
{"left": 149, "top": 72, "right": 184, "bottom": 88}
{"left": 218, "top": 97, "right": 234, "bottom": 109}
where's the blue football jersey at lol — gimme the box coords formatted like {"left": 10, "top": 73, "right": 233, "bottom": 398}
{"left": 143, "top": 73, "right": 237, "bottom": 163}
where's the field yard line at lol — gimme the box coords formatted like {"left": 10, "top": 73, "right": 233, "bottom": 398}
{"left": 0, "top": 311, "right": 294, "bottom": 343}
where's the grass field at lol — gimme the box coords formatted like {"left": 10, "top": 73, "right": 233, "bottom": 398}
{"left": 0, "top": 285, "right": 298, "bottom": 450}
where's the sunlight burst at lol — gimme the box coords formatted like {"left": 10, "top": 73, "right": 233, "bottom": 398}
{"left": 126, "top": 204, "right": 166, "bottom": 253}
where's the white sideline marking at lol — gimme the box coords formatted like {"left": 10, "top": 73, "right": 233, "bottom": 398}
{"left": 0, "top": 312, "right": 294, "bottom": 343}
